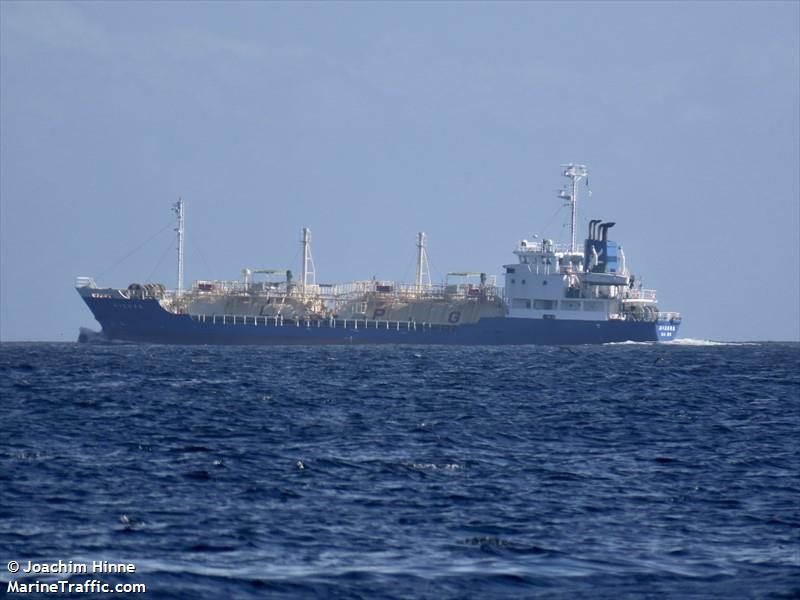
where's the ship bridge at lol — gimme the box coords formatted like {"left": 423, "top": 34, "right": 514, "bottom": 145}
{"left": 501, "top": 164, "right": 665, "bottom": 323}
{"left": 513, "top": 238, "right": 585, "bottom": 275}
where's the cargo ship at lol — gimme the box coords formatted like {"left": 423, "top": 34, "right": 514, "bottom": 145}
{"left": 76, "top": 165, "right": 681, "bottom": 345}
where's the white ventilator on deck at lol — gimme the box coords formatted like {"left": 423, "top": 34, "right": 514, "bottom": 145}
{"left": 173, "top": 198, "right": 185, "bottom": 297}
{"left": 558, "top": 164, "right": 588, "bottom": 253}
{"left": 301, "top": 227, "right": 316, "bottom": 294}
{"left": 415, "top": 232, "right": 431, "bottom": 291}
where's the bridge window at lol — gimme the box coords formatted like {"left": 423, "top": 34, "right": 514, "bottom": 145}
{"left": 512, "top": 298, "right": 531, "bottom": 309}
{"left": 534, "top": 299, "right": 556, "bottom": 310}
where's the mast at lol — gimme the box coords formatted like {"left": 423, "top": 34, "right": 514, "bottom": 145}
{"left": 559, "top": 164, "right": 588, "bottom": 253}
{"left": 301, "top": 227, "right": 315, "bottom": 295}
{"left": 415, "top": 231, "right": 431, "bottom": 291}
{"left": 173, "top": 198, "right": 185, "bottom": 296}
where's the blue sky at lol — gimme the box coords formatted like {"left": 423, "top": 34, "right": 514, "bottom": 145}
{"left": 1, "top": 1, "right": 798, "bottom": 341}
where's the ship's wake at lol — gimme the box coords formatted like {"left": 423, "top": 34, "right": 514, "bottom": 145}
{"left": 603, "top": 338, "right": 756, "bottom": 347}
{"left": 664, "top": 338, "right": 758, "bottom": 346}
{"left": 77, "top": 327, "right": 111, "bottom": 344}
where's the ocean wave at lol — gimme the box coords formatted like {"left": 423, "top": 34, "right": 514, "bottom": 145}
{"left": 2, "top": 342, "right": 797, "bottom": 599}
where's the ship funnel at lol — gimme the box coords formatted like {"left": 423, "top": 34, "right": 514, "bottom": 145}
{"left": 601, "top": 222, "right": 616, "bottom": 241}
{"left": 589, "top": 219, "right": 601, "bottom": 240}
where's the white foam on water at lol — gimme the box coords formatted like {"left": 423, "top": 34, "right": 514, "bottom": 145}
{"left": 407, "top": 463, "right": 461, "bottom": 470}
{"left": 664, "top": 338, "right": 758, "bottom": 347}
{"left": 603, "top": 338, "right": 759, "bottom": 347}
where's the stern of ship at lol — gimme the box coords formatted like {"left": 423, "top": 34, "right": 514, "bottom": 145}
{"left": 655, "top": 312, "right": 681, "bottom": 341}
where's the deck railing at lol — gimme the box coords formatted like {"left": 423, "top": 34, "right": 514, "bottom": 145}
{"left": 657, "top": 312, "right": 682, "bottom": 321}
{"left": 188, "top": 314, "right": 457, "bottom": 333}
{"left": 627, "top": 288, "right": 657, "bottom": 300}
{"left": 75, "top": 277, "right": 97, "bottom": 288}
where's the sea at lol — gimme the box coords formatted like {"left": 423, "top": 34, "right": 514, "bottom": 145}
{"left": 1, "top": 340, "right": 798, "bottom": 599}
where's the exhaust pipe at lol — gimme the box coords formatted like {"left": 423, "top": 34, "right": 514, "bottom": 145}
{"left": 589, "top": 219, "right": 601, "bottom": 240}
{"left": 601, "top": 222, "right": 616, "bottom": 241}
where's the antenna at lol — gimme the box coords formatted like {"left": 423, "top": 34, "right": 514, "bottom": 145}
{"left": 559, "top": 164, "right": 588, "bottom": 253}
{"left": 173, "top": 198, "right": 185, "bottom": 296}
{"left": 300, "top": 227, "right": 315, "bottom": 295}
{"left": 415, "top": 232, "right": 431, "bottom": 292}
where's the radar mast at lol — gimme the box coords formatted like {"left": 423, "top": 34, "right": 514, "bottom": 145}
{"left": 558, "top": 164, "right": 588, "bottom": 253}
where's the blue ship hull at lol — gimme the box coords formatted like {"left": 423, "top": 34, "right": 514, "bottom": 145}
{"left": 80, "top": 295, "right": 680, "bottom": 345}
